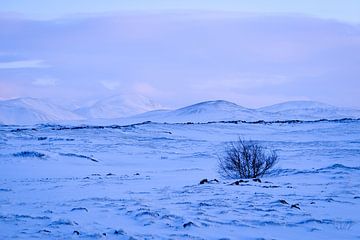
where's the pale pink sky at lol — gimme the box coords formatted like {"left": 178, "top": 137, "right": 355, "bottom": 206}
{"left": 0, "top": 2, "right": 359, "bottom": 108}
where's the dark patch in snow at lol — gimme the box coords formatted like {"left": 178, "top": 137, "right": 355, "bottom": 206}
{"left": 279, "top": 200, "right": 289, "bottom": 205}
{"left": 134, "top": 210, "right": 160, "bottom": 218}
{"left": 10, "top": 128, "right": 37, "bottom": 132}
{"left": 291, "top": 204, "right": 301, "bottom": 210}
{"left": 0, "top": 188, "right": 11, "bottom": 192}
{"left": 59, "top": 153, "right": 98, "bottom": 162}
{"left": 200, "top": 178, "right": 220, "bottom": 184}
{"left": 13, "top": 214, "right": 50, "bottom": 220}
{"left": 213, "top": 118, "right": 360, "bottom": 125}
{"left": 262, "top": 185, "right": 280, "bottom": 188}
{"left": 199, "top": 202, "right": 212, "bottom": 207}
{"left": 199, "top": 179, "right": 208, "bottom": 184}
{"left": 71, "top": 207, "right": 88, "bottom": 212}
{"left": 50, "top": 121, "right": 152, "bottom": 131}
{"left": 210, "top": 178, "right": 219, "bottom": 183}
{"left": 13, "top": 151, "right": 45, "bottom": 158}
{"left": 230, "top": 180, "right": 249, "bottom": 185}
{"left": 183, "top": 221, "right": 196, "bottom": 228}
{"left": 253, "top": 178, "right": 262, "bottom": 183}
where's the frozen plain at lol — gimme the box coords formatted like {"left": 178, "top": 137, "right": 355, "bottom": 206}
{"left": 0, "top": 120, "right": 360, "bottom": 239}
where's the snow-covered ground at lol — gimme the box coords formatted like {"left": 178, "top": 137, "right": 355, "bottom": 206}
{"left": 1, "top": 120, "right": 359, "bottom": 239}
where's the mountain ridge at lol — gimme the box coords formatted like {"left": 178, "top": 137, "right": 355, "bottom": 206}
{"left": 1, "top": 97, "right": 359, "bottom": 125}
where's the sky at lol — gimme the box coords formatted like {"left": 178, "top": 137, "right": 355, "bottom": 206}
{"left": 0, "top": 0, "right": 359, "bottom": 109}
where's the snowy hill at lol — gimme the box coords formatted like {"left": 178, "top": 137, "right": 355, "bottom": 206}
{"left": 0, "top": 97, "right": 83, "bottom": 125}
{"left": 258, "top": 101, "right": 334, "bottom": 112}
{"left": 131, "top": 100, "right": 273, "bottom": 123}
{"left": 158, "top": 100, "right": 264, "bottom": 122}
{"left": 74, "top": 95, "right": 161, "bottom": 119}
{"left": 174, "top": 100, "right": 249, "bottom": 116}
{"left": 258, "top": 101, "right": 360, "bottom": 120}
{"left": 1, "top": 98, "right": 359, "bottom": 125}
{"left": 130, "top": 100, "right": 360, "bottom": 124}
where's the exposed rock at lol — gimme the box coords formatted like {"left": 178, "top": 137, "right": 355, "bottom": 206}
{"left": 183, "top": 221, "right": 196, "bottom": 228}
{"left": 291, "top": 204, "right": 300, "bottom": 210}
{"left": 199, "top": 179, "right": 208, "bottom": 184}
{"left": 230, "top": 179, "right": 249, "bottom": 185}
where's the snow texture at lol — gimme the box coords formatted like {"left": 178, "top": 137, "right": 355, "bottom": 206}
{"left": 0, "top": 119, "right": 359, "bottom": 239}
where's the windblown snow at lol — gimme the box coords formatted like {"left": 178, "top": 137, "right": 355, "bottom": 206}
{"left": 0, "top": 120, "right": 359, "bottom": 239}
{"left": 1, "top": 97, "right": 360, "bottom": 239}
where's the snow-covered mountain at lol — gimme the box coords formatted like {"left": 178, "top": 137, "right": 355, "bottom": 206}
{"left": 258, "top": 101, "right": 360, "bottom": 120}
{"left": 130, "top": 100, "right": 360, "bottom": 123}
{"left": 0, "top": 97, "right": 83, "bottom": 125}
{"left": 258, "top": 101, "right": 334, "bottom": 112}
{"left": 1, "top": 98, "right": 359, "bottom": 125}
{"left": 132, "top": 100, "right": 265, "bottom": 123}
{"left": 74, "top": 95, "right": 161, "bottom": 119}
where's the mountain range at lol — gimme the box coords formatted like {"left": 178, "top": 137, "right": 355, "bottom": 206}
{"left": 0, "top": 96, "right": 359, "bottom": 125}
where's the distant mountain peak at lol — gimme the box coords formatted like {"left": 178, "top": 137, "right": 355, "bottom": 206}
{"left": 258, "top": 101, "right": 336, "bottom": 112}
{"left": 0, "top": 97, "right": 83, "bottom": 125}
{"left": 1, "top": 97, "right": 359, "bottom": 125}
{"left": 74, "top": 94, "right": 162, "bottom": 119}
{"left": 175, "top": 100, "right": 247, "bottom": 114}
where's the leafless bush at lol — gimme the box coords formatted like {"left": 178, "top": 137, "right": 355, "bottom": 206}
{"left": 218, "top": 139, "right": 278, "bottom": 179}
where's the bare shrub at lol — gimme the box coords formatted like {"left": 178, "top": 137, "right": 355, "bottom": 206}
{"left": 218, "top": 139, "right": 278, "bottom": 179}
